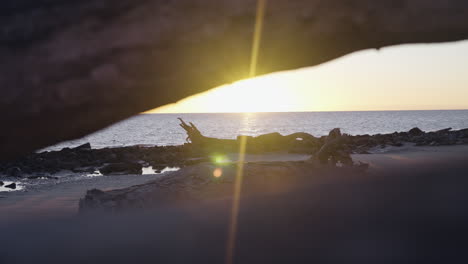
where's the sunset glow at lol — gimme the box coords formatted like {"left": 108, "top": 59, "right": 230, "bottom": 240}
{"left": 148, "top": 41, "right": 468, "bottom": 114}
{"left": 163, "top": 76, "right": 301, "bottom": 113}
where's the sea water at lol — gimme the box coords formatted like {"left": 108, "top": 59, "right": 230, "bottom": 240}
{"left": 46, "top": 110, "right": 468, "bottom": 151}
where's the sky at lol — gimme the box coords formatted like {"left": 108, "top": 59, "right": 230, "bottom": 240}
{"left": 149, "top": 40, "right": 468, "bottom": 113}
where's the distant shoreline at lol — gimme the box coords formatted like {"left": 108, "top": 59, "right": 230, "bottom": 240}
{"left": 145, "top": 109, "right": 468, "bottom": 115}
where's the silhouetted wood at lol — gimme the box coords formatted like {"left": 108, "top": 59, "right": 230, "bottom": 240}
{"left": 1, "top": 124, "right": 467, "bottom": 175}
{"left": 1, "top": 0, "right": 468, "bottom": 158}
{"left": 178, "top": 118, "right": 322, "bottom": 154}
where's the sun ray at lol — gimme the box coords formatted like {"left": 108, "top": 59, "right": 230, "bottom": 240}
{"left": 225, "top": 1, "right": 267, "bottom": 264}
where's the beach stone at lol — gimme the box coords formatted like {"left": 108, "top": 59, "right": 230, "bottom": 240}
{"left": 4, "top": 183, "right": 16, "bottom": 189}
{"left": 5, "top": 167, "right": 22, "bottom": 177}
{"left": 408, "top": 127, "right": 424, "bottom": 136}
{"left": 100, "top": 162, "right": 142, "bottom": 175}
{"left": 458, "top": 129, "right": 468, "bottom": 138}
{"left": 152, "top": 165, "right": 166, "bottom": 174}
{"left": 316, "top": 128, "right": 352, "bottom": 166}
{"left": 27, "top": 175, "right": 59, "bottom": 180}
{"left": 435, "top": 128, "right": 452, "bottom": 134}
{"left": 72, "top": 167, "right": 97, "bottom": 173}
{"left": 73, "top": 143, "right": 91, "bottom": 151}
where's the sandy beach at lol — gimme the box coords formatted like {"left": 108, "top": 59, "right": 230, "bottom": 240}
{"left": 0, "top": 173, "right": 168, "bottom": 221}
{"left": 2, "top": 144, "right": 468, "bottom": 221}
{"left": 1, "top": 144, "right": 468, "bottom": 263}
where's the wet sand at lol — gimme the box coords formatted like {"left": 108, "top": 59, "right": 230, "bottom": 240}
{"left": 0, "top": 173, "right": 167, "bottom": 221}
{"left": 0, "top": 153, "right": 311, "bottom": 221}
{"left": 1, "top": 145, "right": 468, "bottom": 221}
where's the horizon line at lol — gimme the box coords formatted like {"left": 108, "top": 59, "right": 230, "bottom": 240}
{"left": 143, "top": 108, "right": 468, "bottom": 114}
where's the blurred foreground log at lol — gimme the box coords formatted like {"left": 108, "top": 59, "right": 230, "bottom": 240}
{"left": 1, "top": 0, "right": 468, "bottom": 158}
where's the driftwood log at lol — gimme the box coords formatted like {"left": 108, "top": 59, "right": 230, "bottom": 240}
{"left": 0, "top": 121, "right": 467, "bottom": 175}
{"left": 179, "top": 118, "right": 356, "bottom": 166}
{"left": 2, "top": 0, "right": 468, "bottom": 158}
{"left": 178, "top": 118, "right": 322, "bottom": 154}
{"left": 178, "top": 118, "right": 468, "bottom": 164}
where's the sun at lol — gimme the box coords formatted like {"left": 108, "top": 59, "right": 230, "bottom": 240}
{"left": 201, "top": 77, "right": 299, "bottom": 113}
{"left": 149, "top": 73, "right": 303, "bottom": 113}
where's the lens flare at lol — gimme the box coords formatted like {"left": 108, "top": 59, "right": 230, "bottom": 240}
{"left": 213, "top": 168, "right": 223, "bottom": 178}
{"left": 212, "top": 154, "right": 230, "bottom": 165}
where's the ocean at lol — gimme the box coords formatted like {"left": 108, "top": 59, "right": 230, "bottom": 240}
{"left": 3, "top": 110, "right": 468, "bottom": 195}
{"left": 46, "top": 110, "right": 468, "bottom": 151}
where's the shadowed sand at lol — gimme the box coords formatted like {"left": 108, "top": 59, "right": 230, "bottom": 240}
{"left": 1, "top": 145, "right": 468, "bottom": 220}
{"left": 1, "top": 145, "right": 468, "bottom": 263}
{"left": 0, "top": 152, "right": 311, "bottom": 220}
{"left": 0, "top": 145, "right": 468, "bottom": 220}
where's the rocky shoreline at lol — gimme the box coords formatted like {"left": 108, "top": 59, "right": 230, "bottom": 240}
{"left": 1, "top": 126, "right": 468, "bottom": 179}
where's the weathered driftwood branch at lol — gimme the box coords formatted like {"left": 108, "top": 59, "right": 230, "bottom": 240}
{"left": 178, "top": 118, "right": 354, "bottom": 165}
{"left": 178, "top": 119, "right": 468, "bottom": 164}
{"left": 2, "top": 0, "right": 468, "bottom": 158}
{"left": 178, "top": 118, "right": 322, "bottom": 154}
{"left": 178, "top": 118, "right": 203, "bottom": 144}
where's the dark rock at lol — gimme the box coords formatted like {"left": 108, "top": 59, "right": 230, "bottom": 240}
{"left": 59, "top": 147, "right": 71, "bottom": 153}
{"left": 0, "top": 181, "right": 3, "bottom": 186}
{"left": 27, "top": 175, "right": 59, "bottom": 180}
{"left": 73, "top": 143, "right": 92, "bottom": 151}
{"left": 5, "top": 167, "right": 22, "bottom": 177}
{"left": 104, "top": 153, "right": 119, "bottom": 162}
{"left": 316, "top": 128, "right": 353, "bottom": 166}
{"left": 435, "top": 128, "right": 452, "bottom": 133}
{"left": 1, "top": 125, "right": 468, "bottom": 177}
{"left": 100, "top": 162, "right": 142, "bottom": 175}
{"left": 4, "top": 182, "right": 16, "bottom": 189}
{"left": 457, "top": 128, "right": 468, "bottom": 138}
{"left": 72, "top": 167, "right": 97, "bottom": 173}
{"left": 408, "top": 127, "right": 424, "bottom": 136}
{"left": 152, "top": 165, "right": 167, "bottom": 174}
